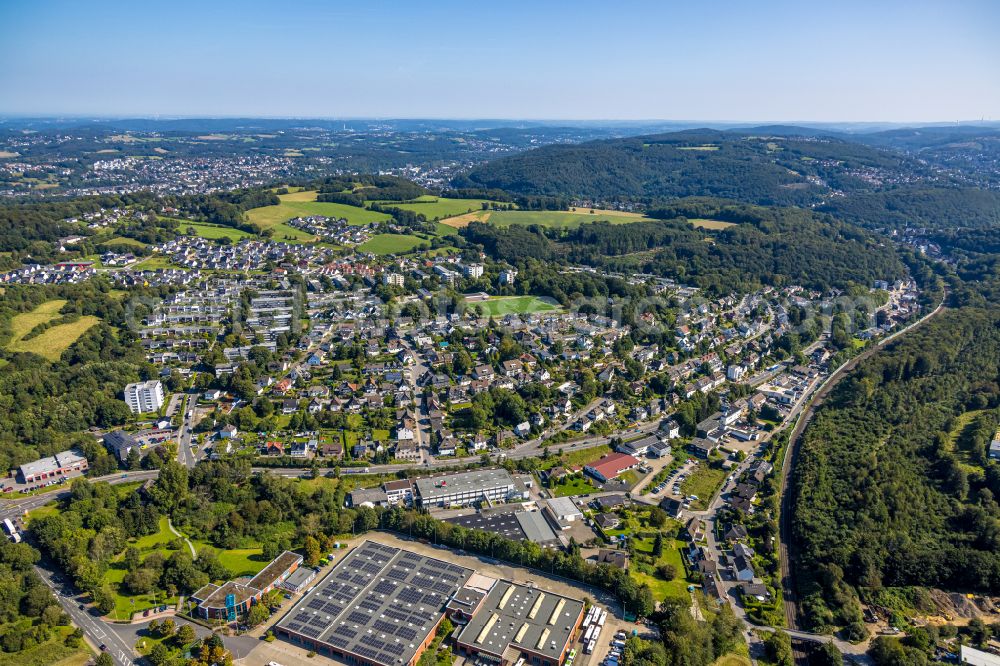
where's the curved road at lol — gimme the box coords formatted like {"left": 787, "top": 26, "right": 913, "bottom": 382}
{"left": 778, "top": 292, "right": 947, "bottom": 631}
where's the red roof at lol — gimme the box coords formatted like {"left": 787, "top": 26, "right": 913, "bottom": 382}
{"left": 586, "top": 452, "right": 640, "bottom": 480}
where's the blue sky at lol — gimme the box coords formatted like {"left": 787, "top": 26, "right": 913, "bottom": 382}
{"left": 1, "top": 0, "right": 998, "bottom": 121}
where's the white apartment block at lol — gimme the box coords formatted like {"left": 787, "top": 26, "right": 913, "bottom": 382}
{"left": 123, "top": 380, "right": 165, "bottom": 414}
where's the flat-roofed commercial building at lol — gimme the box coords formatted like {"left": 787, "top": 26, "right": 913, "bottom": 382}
{"left": 453, "top": 579, "right": 585, "bottom": 666}
{"left": 276, "top": 541, "right": 474, "bottom": 666}
{"left": 191, "top": 550, "right": 302, "bottom": 620}
{"left": 414, "top": 469, "right": 519, "bottom": 508}
{"left": 17, "top": 449, "right": 88, "bottom": 484}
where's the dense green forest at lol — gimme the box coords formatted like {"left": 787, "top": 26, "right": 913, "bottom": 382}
{"left": 818, "top": 187, "right": 1000, "bottom": 232}
{"left": 791, "top": 308, "right": 1000, "bottom": 633}
{"left": 454, "top": 130, "right": 934, "bottom": 206}
{"left": 461, "top": 202, "right": 906, "bottom": 295}
{"left": 0, "top": 282, "right": 165, "bottom": 472}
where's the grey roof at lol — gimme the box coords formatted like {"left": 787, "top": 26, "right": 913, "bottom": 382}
{"left": 277, "top": 541, "right": 473, "bottom": 666}
{"left": 455, "top": 580, "right": 584, "bottom": 661}
{"left": 348, "top": 487, "right": 388, "bottom": 506}
{"left": 545, "top": 496, "right": 582, "bottom": 519}
{"left": 282, "top": 566, "right": 318, "bottom": 590}
{"left": 414, "top": 468, "right": 515, "bottom": 503}
{"left": 104, "top": 430, "right": 138, "bottom": 460}
{"left": 446, "top": 512, "right": 526, "bottom": 541}
{"left": 515, "top": 511, "right": 560, "bottom": 545}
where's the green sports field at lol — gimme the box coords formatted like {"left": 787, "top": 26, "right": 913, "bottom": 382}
{"left": 247, "top": 190, "right": 392, "bottom": 228}
{"left": 358, "top": 233, "right": 426, "bottom": 255}
{"left": 467, "top": 295, "right": 560, "bottom": 316}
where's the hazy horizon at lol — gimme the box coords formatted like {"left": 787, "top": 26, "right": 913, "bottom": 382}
{"left": 2, "top": 0, "right": 999, "bottom": 121}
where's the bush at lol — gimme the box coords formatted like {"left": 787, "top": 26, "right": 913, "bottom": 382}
{"left": 656, "top": 563, "right": 677, "bottom": 581}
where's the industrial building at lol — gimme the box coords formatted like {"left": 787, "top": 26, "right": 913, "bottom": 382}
{"left": 276, "top": 541, "right": 473, "bottom": 666}
{"left": 414, "top": 468, "right": 522, "bottom": 508}
{"left": 583, "top": 452, "right": 640, "bottom": 483}
{"left": 452, "top": 579, "right": 585, "bottom": 666}
{"left": 276, "top": 541, "right": 587, "bottom": 666}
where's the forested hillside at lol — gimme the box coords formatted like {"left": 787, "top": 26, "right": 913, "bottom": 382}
{"left": 0, "top": 283, "right": 162, "bottom": 473}
{"left": 791, "top": 307, "right": 1000, "bottom": 633}
{"left": 818, "top": 187, "right": 1000, "bottom": 231}
{"left": 461, "top": 202, "right": 906, "bottom": 295}
{"left": 454, "top": 129, "right": 935, "bottom": 206}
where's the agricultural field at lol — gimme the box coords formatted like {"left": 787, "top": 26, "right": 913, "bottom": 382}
{"left": 688, "top": 218, "right": 736, "bottom": 230}
{"left": 247, "top": 190, "right": 392, "bottom": 228}
{"left": 446, "top": 209, "right": 653, "bottom": 230}
{"left": 358, "top": 233, "right": 426, "bottom": 255}
{"left": 466, "top": 295, "right": 560, "bottom": 316}
{"left": 5, "top": 300, "right": 99, "bottom": 361}
{"left": 370, "top": 196, "right": 501, "bottom": 221}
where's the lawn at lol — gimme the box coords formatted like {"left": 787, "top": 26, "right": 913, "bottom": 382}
{"left": 680, "top": 466, "right": 728, "bottom": 510}
{"left": 371, "top": 197, "right": 500, "bottom": 221}
{"left": 210, "top": 546, "right": 269, "bottom": 578}
{"left": 688, "top": 218, "right": 736, "bottom": 230}
{"left": 541, "top": 444, "right": 611, "bottom": 470}
{"left": 102, "top": 236, "right": 148, "bottom": 247}
{"left": 167, "top": 218, "right": 252, "bottom": 241}
{"left": 133, "top": 516, "right": 177, "bottom": 551}
{"left": 5, "top": 300, "right": 99, "bottom": 361}
{"left": 131, "top": 255, "right": 176, "bottom": 270}
{"left": 468, "top": 295, "right": 560, "bottom": 316}
{"left": 550, "top": 475, "right": 598, "bottom": 497}
{"left": 358, "top": 233, "right": 426, "bottom": 255}
{"left": 630, "top": 539, "right": 691, "bottom": 601}
{"left": 247, "top": 190, "right": 392, "bottom": 228}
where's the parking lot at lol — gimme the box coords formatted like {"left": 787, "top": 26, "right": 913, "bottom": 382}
{"left": 647, "top": 458, "right": 700, "bottom": 503}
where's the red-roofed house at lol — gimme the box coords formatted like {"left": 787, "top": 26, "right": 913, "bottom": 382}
{"left": 584, "top": 452, "right": 641, "bottom": 483}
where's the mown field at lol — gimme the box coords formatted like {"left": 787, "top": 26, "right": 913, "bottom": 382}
{"left": 164, "top": 218, "right": 252, "bottom": 241}
{"left": 358, "top": 233, "right": 426, "bottom": 255}
{"left": 5, "top": 300, "right": 99, "bottom": 361}
{"left": 369, "top": 196, "right": 501, "bottom": 220}
{"left": 688, "top": 218, "right": 736, "bottom": 230}
{"left": 247, "top": 190, "right": 392, "bottom": 229}
{"left": 443, "top": 208, "right": 654, "bottom": 230}
{"left": 467, "top": 295, "right": 560, "bottom": 316}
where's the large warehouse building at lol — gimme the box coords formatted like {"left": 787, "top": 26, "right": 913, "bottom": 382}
{"left": 414, "top": 468, "right": 521, "bottom": 508}
{"left": 452, "top": 579, "right": 585, "bottom": 666}
{"left": 276, "top": 541, "right": 474, "bottom": 666}
{"left": 276, "top": 541, "right": 586, "bottom": 666}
